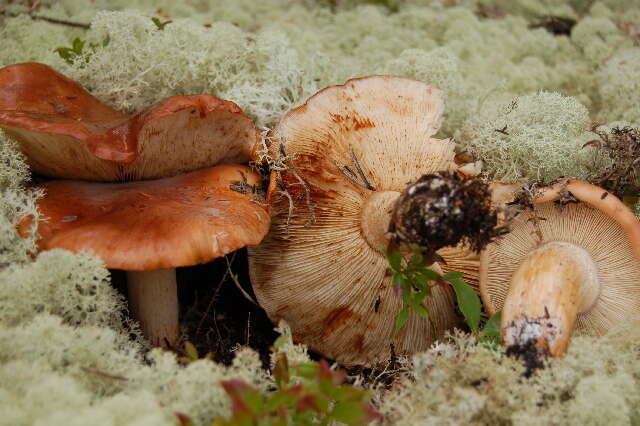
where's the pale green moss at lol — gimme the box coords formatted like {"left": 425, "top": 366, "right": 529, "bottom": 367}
{"left": 0, "top": 14, "right": 80, "bottom": 67}
{"left": 271, "top": 321, "right": 312, "bottom": 367}
{"left": 0, "top": 132, "right": 30, "bottom": 190}
{"left": 1, "top": 0, "right": 616, "bottom": 132}
{"left": 0, "top": 188, "right": 42, "bottom": 267}
{"left": 0, "top": 135, "right": 40, "bottom": 267}
{"left": 457, "top": 91, "right": 595, "bottom": 183}
{"left": 381, "top": 47, "right": 470, "bottom": 135}
{"left": 379, "top": 325, "right": 640, "bottom": 425}
{"left": 597, "top": 48, "right": 640, "bottom": 125}
{"left": 48, "top": 10, "right": 319, "bottom": 127}
{"left": 480, "top": 0, "right": 578, "bottom": 20}
{"left": 2, "top": 1, "right": 640, "bottom": 424}
{"left": 0, "top": 250, "right": 129, "bottom": 330}
{"left": 0, "top": 313, "right": 272, "bottom": 426}
{"left": 571, "top": 17, "right": 631, "bottom": 65}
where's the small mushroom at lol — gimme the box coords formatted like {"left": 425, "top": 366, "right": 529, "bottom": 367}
{"left": 20, "top": 165, "right": 270, "bottom": 346}
{"left": 480, "top": 179, "right": 640, "bottom": 360}
{"left": 0, "top": 62, "right": 257, "bottom": 181}
{"left": 249, "top": 75, "right": 487, "bottom": 366}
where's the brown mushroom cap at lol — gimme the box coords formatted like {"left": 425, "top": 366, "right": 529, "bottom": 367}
{"left": 24, "top": 164, "right": 270, "bottom": 270}
{"left": 249, "top": 75, "right": 477, "bottom": 366}
{"left": 0, "top": 63, "right": 257, "bottom": 181}
{"left": 481, "top": 179, "right": 640, "bottom": 341}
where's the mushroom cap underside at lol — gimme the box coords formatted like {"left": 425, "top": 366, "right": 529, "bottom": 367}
{"left": 24, "top": 164, "right": 270, "bottom": 270}
{"left": 481, "top": 183, "right": 640, "bottom": 336}
{"left": 0, "top": 62, "right": 257, "bottom": 181}
{"left": 249, "top": 75, "right": 477, "bottom": 366}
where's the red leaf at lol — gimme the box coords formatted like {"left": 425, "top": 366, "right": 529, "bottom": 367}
{"left": 296, "top": 395, "right": 321, "bottom": 413}
{"left": 174, "top": 412, "right": 194, "bottom": 426}
{"left": 220, "top": 380, "right": 253, "bottom": 416}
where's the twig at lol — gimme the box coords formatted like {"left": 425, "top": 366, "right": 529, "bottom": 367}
{"left": 349, "top": 146, "right": 375, "bottom": 190}
{"left": 245, "top": 312, "right": 251, "bottom": 345}
{"left": 335, "top": 145, "right": 376, "bottom": 191}
{"left": 32, "top": 14, "right": 90, "bottom": 29}
{"left": 226, "top": 256, "right": 258, "bottom": 305}
{"left": 1, "top": 11, "right": 90, "bottom": 29}
{"left": 195, "top": 252, "right": 237, "bottom": 335}
{"left": 81, "top": 367, "right": 128, "bottom": 381}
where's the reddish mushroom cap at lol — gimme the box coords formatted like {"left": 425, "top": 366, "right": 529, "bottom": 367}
{"left": 0, "top": 63, "right": 258, "bottom": 181}
{"left": 22, "top": 164, "right": 270, "bottom": 270}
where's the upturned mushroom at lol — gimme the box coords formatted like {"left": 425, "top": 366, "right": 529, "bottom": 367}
{"left": 20, "top": 165, "right": 270, "bottom": 346}
{"left": 0, "top": 62, "right": 257, "bottom": 181}
{"left": 480, "top": 179, "right": 640, "bottom": 360}
{"left": 249, "top": 75, "right": 494, "bottom": 366}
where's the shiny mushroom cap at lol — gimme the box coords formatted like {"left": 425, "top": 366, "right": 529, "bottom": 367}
{"left": 481, "top": 179, "right": 640, "bottom": 358}
{"left": 249, "top": 75, "right": 478, "bottom": 366}
{"left": 0, "top": 63, "right": 258, "bottom": 181}
{"left": 23, "top": 164, "right": 270, "bottom": 270}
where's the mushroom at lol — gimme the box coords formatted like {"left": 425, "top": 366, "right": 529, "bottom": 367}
{"left": 480, "top": 179, "right": 640, "bottom": 360}
{"left": 20, "top": 164, "right": 270, "bottom": 346}
{"left": 0, "top": 62, "right": 257, "bottom": 181}
{"left": 249, "top": 75, "right": 489, "bottom": 366}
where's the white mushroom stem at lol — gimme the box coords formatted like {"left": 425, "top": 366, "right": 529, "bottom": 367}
{"left": 126, "top": 269, "right": 179, "bottom": 348}
{"left": 502, "top": 241, "right": 601, "bottom": 358}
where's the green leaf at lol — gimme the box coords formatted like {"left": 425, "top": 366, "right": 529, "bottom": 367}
{"left": 418, "top": 268, "right": 440, "bottom": 281}
{"left": 442, "top": 271, "right": 463, "bottom": 281}
{"left": 102, "top": 35, "right": 110, "bottom": 47}
{"left": 293, "top": 362, "right": 318, "bottom": 379}
{"left": 273, "top": 335, "right": 288, "bottom": 350}
{"left": 392, "top": 273, "right": 407, "bottom": 288}
{"left": 152, "top": 17, "right": 173, "bottom": 30}
{"left": 449, "top": 278, "right": 481, "bottom": 332}
{"left": 401, "top": 289, "right": 411, "bottom": 305}
{"left": 72, "top": 37, "right": 84, "bottom": 54}
{"left": 480, "top": 311, "right": 502, "bottom": 338}
{"left": 396, "top": 306, "right": 410, "bottom": 329}
{"left": 413, "top": 269, "right": 438, "bottom": 288}
{"left": 55, "top": 48, "right": 74, "bottom": 64}
{"left": 332, "top": 401, "right": 368, "bottom": 424}
{"left": 184, "top": 341, "right": 199, "bottom": 360}
{"left": 412, "top": 303, "right": 430, "bottom": 319}
{"left": 387, "top": 250, "right": 402, "bottom": 271}
{"left": 414, "top": 288, "right": 428, "bottom": 304}
{"left": 273, "top": 353, "right": 290, "bottom": 388}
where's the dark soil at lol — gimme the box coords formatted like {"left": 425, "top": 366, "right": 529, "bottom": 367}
{"left": 111, "top": 249, "right": 278, "bottom": 368}
{"left": 112, "top": 250, "right": 403, "bottom": 389}
{"left": 177, "top": 249, "right": 278, "bottom": 367}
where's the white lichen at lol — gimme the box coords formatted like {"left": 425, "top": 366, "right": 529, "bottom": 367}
{"left": 2, "top": 1, "right": 640, "bottom": 424}
{"left": 456, "top": 91, "right": 595, "bottom": 183}
{"left": 379, "top": 323, "right": 640, "bottom": 425}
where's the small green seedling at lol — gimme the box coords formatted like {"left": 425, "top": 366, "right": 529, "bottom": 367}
{"left": 214, "top": 337, "right": 381, "bottom": 426}
{"left": 152, "top": 17, "right": 173, "bottom": 30}
{"left": 386, "top": 249, "right": 501, "bottom": 343}
{"left": 478, "top": 311, "right": 502, "bottom": 348}
{"left": 178, "top": 341, "right": 213, "bottom": 364}
{"left": 55, "top": 36, "right": 110, "bottom": 65}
